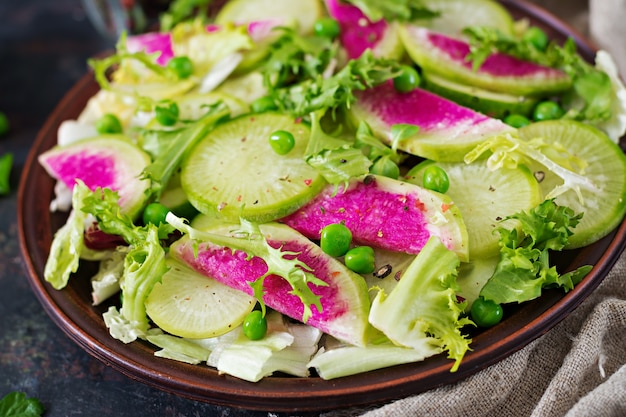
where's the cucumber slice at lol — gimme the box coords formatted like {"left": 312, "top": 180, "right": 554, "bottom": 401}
{"left": 181, "top": 113, "right": 326, "bottom": 222}
{"left": 416, "top": 0, "right": 514, "bottom": 37}
{"left": 400, "top": 26, "right": 572, "bottom": 97}
{"left": 405, "top": 160, "right": 543, "bottom": 259}
{"left": 215, "top": 0, "right": 323, "bottom": 35}
{"left": 423, "top": 72, "right": 538, "bottom": 118}
{"left": 145, "top": 259, "right": 255, "bottom": 339}
{"left": 518, "top": 120, "right": 626, "bottom": 248}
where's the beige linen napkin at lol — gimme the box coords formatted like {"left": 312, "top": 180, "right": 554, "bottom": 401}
{"left": 321, "top": 2, "right": 626, "bottom": 416}
{"left": 348, "top": 249, "right": 626, "bottom": 417}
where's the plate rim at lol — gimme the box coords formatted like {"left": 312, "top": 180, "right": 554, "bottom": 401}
{"left": 16, "top": 0, "right": 626, "bottom": 412}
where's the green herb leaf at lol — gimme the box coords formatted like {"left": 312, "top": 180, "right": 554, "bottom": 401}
{"left": 0, "top": 391, "right": 44, "bottom": 417}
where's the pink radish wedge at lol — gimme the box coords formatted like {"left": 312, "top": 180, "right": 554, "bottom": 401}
{"left": 281, "top": 175, "right": 469, "bottom": 262}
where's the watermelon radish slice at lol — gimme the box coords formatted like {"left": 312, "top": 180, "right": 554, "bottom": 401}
{"left": 38, "top": 135, "right": 151, "bottom": 218}
{"left": 281, "top": 175, "right": 469, "bottom": 262}
{"left": 170, "top": 222, "right": 371, "bottom": 346}
{"left": 126, "top": 19, "right": 287, "bottom": 67}
{"left": 399, "top": 26, "right": 572, "bottom": 96}
{"left": 126, "top": 32, "right": 174, "bottom": 65}
{"left": 323, "top": 0, "right": 404, "bottom": 60}
{"left": 348, "top": 80, "right": 514, "bottom": 162}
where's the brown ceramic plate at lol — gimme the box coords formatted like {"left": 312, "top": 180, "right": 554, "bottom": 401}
{"left": 17, "top": 0, "right": 626, "bottom": 413}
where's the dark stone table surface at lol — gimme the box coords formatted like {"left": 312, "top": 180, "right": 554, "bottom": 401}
{"left": 0, "top": 1, "right": 274, "bottom": 415}
{"left": 0, "top": 1, "right": 592, "bottom": 416}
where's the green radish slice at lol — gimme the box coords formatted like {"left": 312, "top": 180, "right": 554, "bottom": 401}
{"left": 159, "top": 172, "right": 198, "bottom": 220}
{"left": 416, "top": 0, "right": 515, "bottom": 37}
{"left": 38, "top": 135, "right": 151, "bottom": 218}
{"left": 145, "top": 259, "right": 256, "bottom": 339}
{"left": 181, "top": 113, "right": 326, "bottom": 223}
{"left": 215, "top": 0, "right": 323, "bottom": 35}
{"left": 170, "top": 222, "right": 372, "bottom": 346}
{"left": 405, "top": 160, "right": 543, "bottom": 259}
{"left": 423, "top": 72, "right": 539, "bottom": 119}
{"left": 348, "top": 80, "right": 514, "bottom": 162}
{"left": 518, "top": 120, "right": 626, "bottom": 249}
{"left": 456, "top": 256, "right": 499, "bottom": 310}
{"left": 400, "top": 26, "right": 572, "bottom": 96}
{"left": 175, "top": 91, "right": 248, "bottom": 120}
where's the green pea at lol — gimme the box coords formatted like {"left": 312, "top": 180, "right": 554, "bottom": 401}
{"left": 250, "top": 95, "right": 278, "bottom": 113}
{"left": 167, "top": 56, "right": 194, "bottom": 79}
{"left": 320, "top": 223, "right": 353, "bottom": 257}
{"left": 470, "top": 297, "right": 503, "bottom": 328}
{"left": 0, "top": 111, "right": 9, "bottom": 136}
{"left": 142, "top": 202, "right": 170, "bottom": 226}
{"left": 533, "top": 101, "right": 564, "bottom": 121}
{"left": 242, "top": 310, "right": 267, "bottom": 340}
{"left": 344, "top": 246, "right": 375, "bottom": 274}
{"left": 269, "top": 130, "right": 295, "bottom": 155}
{"left": 95, "top": 113, "right": 123, "bottom": 134}
{"left": 523, "top": 26, "right": 549, "bottom": 51}
{"left": 155, "top": 102, "right": 180, "bottom": 126}
{"left": 504, "top": 114, "right": 531, "bottom": 128}
{"left": 422, "top": 164, "right": 450, "bottom": 193}
{"left": 313, "top": 17, "right": 341, "bottom": 39}
{"left": 393, "top": 65, "right": 421, "bottom": 93}
{"left": 370, "top": 156, "right": 400, "bottom": 179}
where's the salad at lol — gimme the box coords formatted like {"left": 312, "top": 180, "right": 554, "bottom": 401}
{"left": 37, "top": 0, "right": 626, "bottom": 382}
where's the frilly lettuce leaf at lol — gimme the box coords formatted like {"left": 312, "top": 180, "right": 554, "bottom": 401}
{"left": 304, "top": 110, "right": 371, "bottom": 193}
{"left": 368, "top": 236, "right": 472, "bottom": 372}
{"left": 480, "top": 199, "right": 592, "bottom": 305}
{"left": 464, "top": 132, "right": 598, "bottom": 205}
{"left": 166, "top": 213, "right": 328, "bottom": 323}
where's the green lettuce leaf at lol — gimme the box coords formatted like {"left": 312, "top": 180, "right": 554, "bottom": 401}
{"left": 480, "top": 199, "right": 593, "bottom": 304}
{"left": 304, "top": 110, "right": 372, "bottom": 192}
{"left": 464, "top": 132, "right": 597, "bottom": 205}
{"left": 43, "top": 180, "right": 91, "bottom": 289}
{"left": 270, "top": 50, "right": 401, "bottom": 117}
{"left": 369, "top": 236, "right": 473, "bottom": 372}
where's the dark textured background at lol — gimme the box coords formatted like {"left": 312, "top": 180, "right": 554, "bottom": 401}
{"left": 0, "top": 1, "right": 272, "bottom": 415}
{"left": 0, "top": 1, "right": 589, "bottom": 416}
